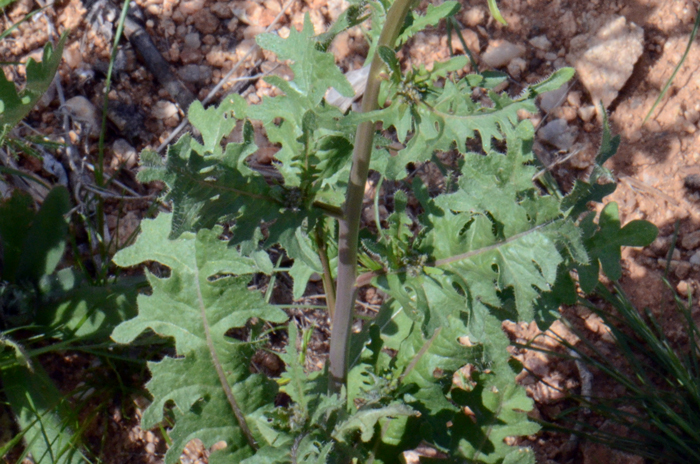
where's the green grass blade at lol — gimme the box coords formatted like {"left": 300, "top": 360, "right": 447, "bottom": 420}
{"left": 644, "top": 7, "right": 700, "bottom": 124}
{"left": 486, "top": 0, "right": 507, "bottom": 25}
{"left": 1, "top": 364, "right": 88, "bottom": 463}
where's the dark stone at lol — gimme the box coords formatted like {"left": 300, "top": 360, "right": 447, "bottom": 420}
{"left": 684, "top": 174, "right": 700, "bottom": 192}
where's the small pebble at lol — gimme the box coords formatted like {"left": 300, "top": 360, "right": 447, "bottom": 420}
{"left": 462, "top": 6, "right": 486, "bottom": 27}
{"left": 111, "top": 138, "right": 138, "bottom": 170}
{"left": 689, "top": 250, "right": 700, "bottom": 266}
{"left": 685, "top": 108, "right": 700, "bottom": 124}
{"left": 675, "top": 261, "right": 691, "bottom": 279}
{"left": 628, "top": 130, "right": 642, "bottom": 143}
{"left": 539, "top": 85, "right": 568, "bottom": 113}
{"left": 152, "top": 100, "right": 179, "bottom": 120}
{"left": 677, "top": 280, "right": 691, "bottom": 297}
{"left": 538, "top": 118, "right": 577, "bottom": 151}
{"left": 61, "top": 96, "right": 100, "bottom": 137}
{"left": 529, "top": 35, "right": 552, "bottom": 50}
{"left": 507, "top": 57, "right": 527, "bottom": 79}
{"left": 193, "top": 9, "right": 220, "bottom": 34}
{"left": 179, "top": 64, "right": 212, "bottom": 84}
{"left": 184, "top": 32, "right": 201, "bottom": 49}
{"left": 481, "top": 40, "right": 524, "bottom": 68}
{"left": 578, "top": 105, "right": 596, "bottom": 122}
{"left": 552, "top": 106, "right": 577, "bottom": 122}
{"left": 681, "top": 230, "right": 700, "bottom": 250}
{"left": 566, "top": 91, "right": 582, "bottom": 108}
{"left": 179, "top": 0, "right": 204, "bottom": 15}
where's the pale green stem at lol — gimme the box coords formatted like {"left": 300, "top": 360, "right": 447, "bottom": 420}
{"left": 328, "top": 0, "right": 414, "bottom": 393}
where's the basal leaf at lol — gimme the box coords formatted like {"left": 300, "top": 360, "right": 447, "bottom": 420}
{"left": 145, "top": 348, "right": 278, "bottom": 463}
{"left": 111, "top": 213, "right": 287, "bottom": 462}
{"left": 112, "top": 213, "right": 283, "bottom": 352}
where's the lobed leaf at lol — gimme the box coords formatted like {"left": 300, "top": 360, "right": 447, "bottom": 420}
{"left": 0, "top": 33, "right": 68, "bottom": 130}
{"left": 256, "top": 14, "right": 354, "bottom": 105}
{"left": 111, "top": 213, "right": 287, "bottom": 462}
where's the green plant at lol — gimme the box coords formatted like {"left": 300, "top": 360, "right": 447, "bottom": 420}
{"left": 0, "top": 6, "right": 152, "bottom": 462}
{"left": 109, "top": 1, "right": 657, "bottom": 462}
{"left": 0, "top": 187, "right": 140, "bottom": 463}
{"left": 0, "top": 33, "right": 67, "bottom": 139}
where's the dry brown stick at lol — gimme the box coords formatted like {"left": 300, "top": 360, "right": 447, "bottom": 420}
{"left": 93, "top": 1, "right": 196, "bottom": 113}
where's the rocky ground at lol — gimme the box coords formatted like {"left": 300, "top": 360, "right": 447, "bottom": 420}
{"left": 1, "top": 0, "right": 699, "bottom": 462}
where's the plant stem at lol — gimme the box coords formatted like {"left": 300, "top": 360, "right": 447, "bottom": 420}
{"left": 315, "top": 225, "right": 336, "bottom": 319}
{"left": 328, "top": 0, "right": 413, "bottom": 393}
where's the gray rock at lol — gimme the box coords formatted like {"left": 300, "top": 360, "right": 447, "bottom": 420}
{"left": 539, "top": 84, "right": 569, "bottom": 113}
{"left": 567, "top": 15, "right": 643, "bottom": 113}
{"left": 689, "top": 250, "right": 700, "bottom": 266}
{"left": 184, "top": 32, "right": 201, "bottom": 49}
{"left": 179, "top": 64, "right": 212, "bottom": 83}
{"left": 538, "top": 118, "right": 577, "bottom": 151}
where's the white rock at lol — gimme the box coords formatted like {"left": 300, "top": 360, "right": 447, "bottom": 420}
{"left": 567, "top": 15, "right": 644, "bottom": 112}
{"left": 529, "top": 35, "right": 552, "bottom": 50}
{"left": 462, "top": 6, "right": 486, "bottom": 27}
{"left": 578, "top": 105, "right": 597, "bottom": 122}
{"left": 152, "top": 100, "right": 179, "bottom": 120}
{"left": 481, "top": 40, "right": 525, "bottom": 68}
{"left": 111, "top": 138, "right": 138, "bottom": 170}
{"left": 538, "top": 118, "right": 577, "bottom": 151}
